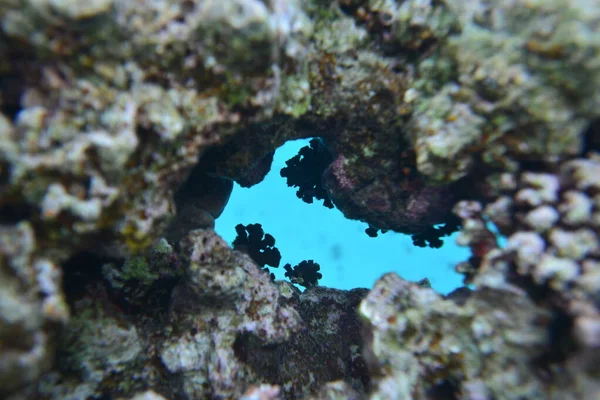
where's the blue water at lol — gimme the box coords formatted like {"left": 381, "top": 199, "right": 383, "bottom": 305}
{"left": 215, "top": 139, "right": 468, "bottom": 294}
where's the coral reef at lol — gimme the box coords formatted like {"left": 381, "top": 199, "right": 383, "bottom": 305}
{"left": 361, "top": 273, "right": 552, "bottom": 399}
{"left": 451, "top": 155, "right": 600, "bottom": 398}
{"left": 281, "top": 138, "right": 334, "bottom": 209}
{"left": 233, "top": 223, "right": 282, "bottom": 273}
{"left": 0, "top": 0, "right": 599, "bottom": 399}
{"left": 233, "top": 223, "right": 325, "bottom": 288}
{"left": 283, "top": 260, "right": 323, "bottom": 288}
{"left": 32, "top": 229, "right": 370, "bottom": 399}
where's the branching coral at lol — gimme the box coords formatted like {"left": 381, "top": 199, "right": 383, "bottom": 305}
{"left": 232, "top": 223, "right": 282, "bottom": 277}
{"left": 283, "top": 260, "right": 323, "bottom": 288}
{"left": 233, "top": 223, "right": 324, "bottom": 288}
{"left": 280, "top": 138, "right": 334, "bottom": 209}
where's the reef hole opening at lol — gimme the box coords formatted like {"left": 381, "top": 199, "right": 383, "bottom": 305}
{"left": 214, "top": 138, "right": 469, "bottom": 294}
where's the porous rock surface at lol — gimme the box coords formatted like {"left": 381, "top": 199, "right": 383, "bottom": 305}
{"left": 0, "top": 0, "right": 599, "bottom": 399}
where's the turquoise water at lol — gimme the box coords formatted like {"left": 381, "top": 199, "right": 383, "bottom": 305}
{"left": 215, "top": 138, "right": 468, "bottom": 294}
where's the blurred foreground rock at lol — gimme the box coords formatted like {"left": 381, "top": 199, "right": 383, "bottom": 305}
{"left": 0, "top": 0, "right": 599, "bottom": 398}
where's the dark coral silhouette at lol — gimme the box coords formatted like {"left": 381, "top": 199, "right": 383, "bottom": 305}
{"left": 365, "top": 226, "right": 378, "bottom": 238}
{"left": 365, "top": 225, "right": 388, "bottom": 238}
{"left": 280, "top": 138, "right": 334, "bottom": 209}
{"left": 283, "top": 260, "right": 323, "bottom": 288}
{"left": 232, "top": 224, "right": 282, "bottom": 272}
{"left": 365, "top": 217, "right": 460, "bottom": 248}
{"left": 411, "top": 217, "right": 461, "bottom": 249}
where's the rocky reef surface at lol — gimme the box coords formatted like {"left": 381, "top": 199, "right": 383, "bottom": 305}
{"left": 0, "top": 0, "right": 599, "bottom": 399}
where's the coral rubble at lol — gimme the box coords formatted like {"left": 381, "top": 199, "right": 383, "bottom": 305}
{"left": 0, "top": 0, "right": 599, "bottom": 399}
